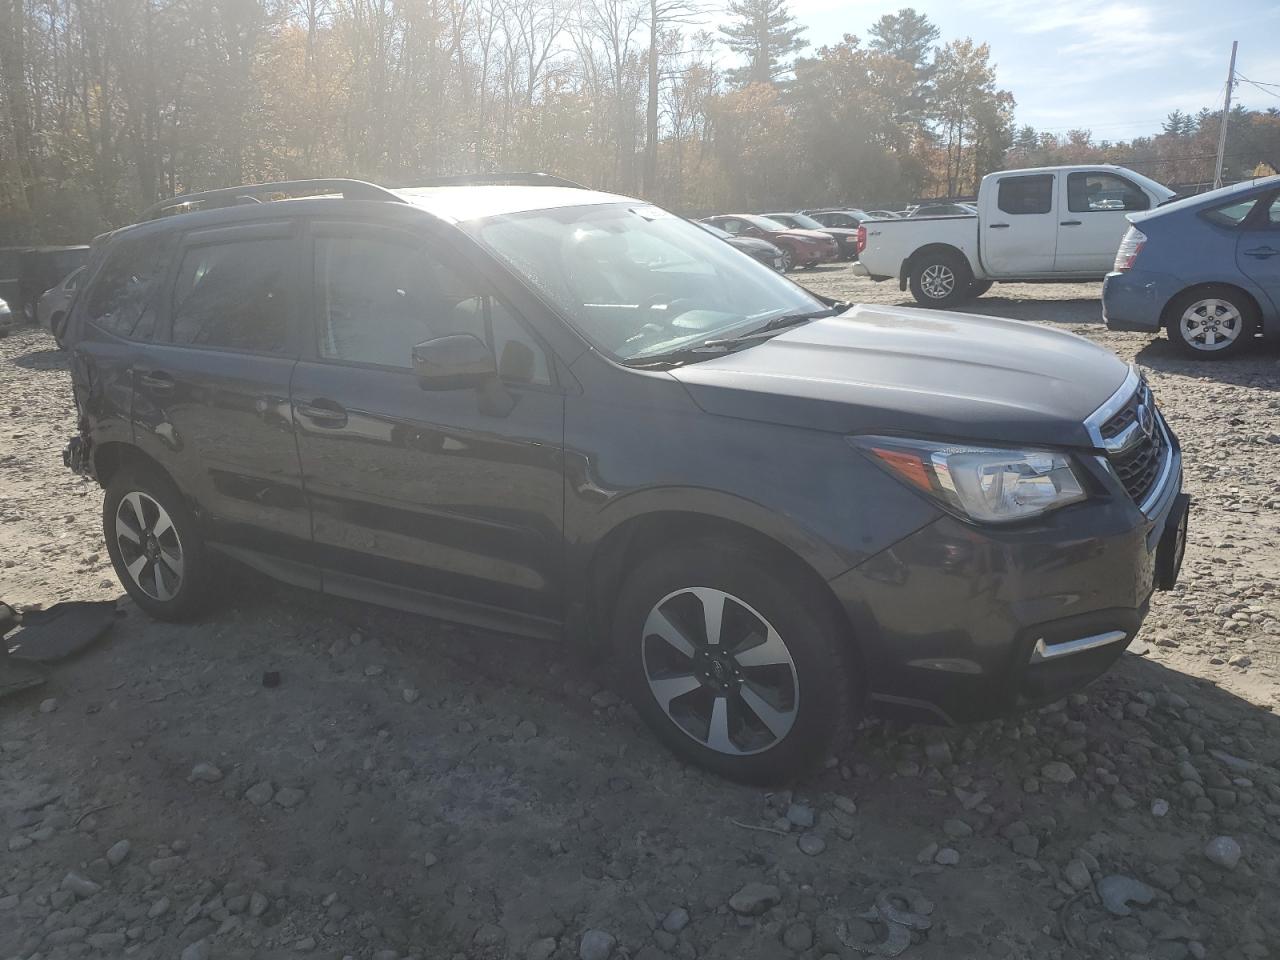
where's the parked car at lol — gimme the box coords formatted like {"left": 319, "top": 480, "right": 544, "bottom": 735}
{"left": 866, "top": 210, "right": 900, "bottom": 220}
{"left": 63, "top": 175, "right": 1188, "bottom": 784}
{"left": 0, "top": 296, "right": 14, "bottom": 335}
{"left": 858, "top": 165, "right": 1175, "bottom": 306}
{"left": 697, "top": 221, "right": 785, "bottom": 271}
{"left": 0, "top": 246, "right": 90, "bottom": 322}
{"left": 762, "top": 212, "right": 860, "bottom": 260}
{"left": 804, "top": 208, "right": 872, "bottom": 229}
{"left": 700, "top": 214, "right": 839, "bottom": 271}
{"left": 1103, "top": 175, "right": 1279, "bottom": 358}
{"left": 907, "top": 202, "right": 978, "bottom": 218}
{"left": 38, "top": 266, "right": 84, "bottom": 346}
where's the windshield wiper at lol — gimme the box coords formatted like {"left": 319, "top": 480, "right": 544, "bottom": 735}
{"left": 624, "top": 303, "right": 850, "bottom": 369}
{"left": 701, "top": 304, "right": 848, "bottom": 347}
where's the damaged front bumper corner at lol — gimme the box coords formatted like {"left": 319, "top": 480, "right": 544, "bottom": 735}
{"left": 63, "top": 435, "right": 90, "bottom": 476}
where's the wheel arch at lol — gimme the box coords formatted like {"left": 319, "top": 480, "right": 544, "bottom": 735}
{"left": 899, "top": 243, "right": 973, "bottom": 290}
{"left": 1160, "top": 281, "right": 1265, "bottom": 330}
{"left": 92, "top": 441, "right": 173, "bottom": 490}
{"left": 580, "top": 507, "right": 859, "bottom": 670}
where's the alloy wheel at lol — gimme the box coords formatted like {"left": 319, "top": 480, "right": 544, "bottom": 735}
{"left": 115, "top": 491, "right": 185, "bottom": 602}
{"left": 641, "top": 587, "right": 799, "bottom": 756}
{"left": 1180, "top": 299, "right": 1242, "bottom": 351}
{"left": 920, "top": 263, "right": 955, "bottom": 300}
{"left": 780, "top": 248, "right": 795, "bottom": 272}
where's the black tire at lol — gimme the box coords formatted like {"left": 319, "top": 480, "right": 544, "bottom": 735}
{"left": 1164, "top": 285, "right": 1257, "bottom": 359}
{"left": 613, "top": 539, "right": 854, "bottom": 784}
{"left": 779, "top": 246, "right": 796, "bottom": 273}
{"left": 103, "top": 462, "right": 214, "bottom": 621}
{"left": 908, "top": 250, "right": 974, "bottom": 308}
{"left": 968, "top": 279, "right": 993, "bottom": 298}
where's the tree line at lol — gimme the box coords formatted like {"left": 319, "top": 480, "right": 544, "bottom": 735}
{"left": 1, "top": 0, "right": 1277, "bottom": 245}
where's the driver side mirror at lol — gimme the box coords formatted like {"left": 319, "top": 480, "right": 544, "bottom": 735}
{"left": 411, "top": 334, "right": 497, "bottom": 390}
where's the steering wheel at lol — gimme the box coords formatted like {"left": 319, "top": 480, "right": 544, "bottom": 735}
{"left": 636, "top": 296, "right": 700, "bottom": 325}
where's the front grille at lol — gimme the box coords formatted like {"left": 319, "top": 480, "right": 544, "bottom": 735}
{"left": 1101, "top": 383, "right": 1167, "bottom": 505}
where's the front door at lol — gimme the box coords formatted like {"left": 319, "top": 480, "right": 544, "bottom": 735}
{"left": 290, "top": 220, "right": 566, "bottom": 629}
{"left": 1237, "top": 191, "right": 1280, "bottom": 316}
{"left": 1054, "top": 171, "right": 1152, "bottom": 275}
{"left": 982, "top": 172, "right": 1057, "bottom": 276}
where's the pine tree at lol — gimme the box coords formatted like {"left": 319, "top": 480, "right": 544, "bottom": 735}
{"left": 868, "top": 8, "right": 939, "bottom": 71}
{"left": 1161, "top": 109, "right": 1190, "bottom": 138}
{"left": 719, "top": 0, "right": 808, "bottom": 87}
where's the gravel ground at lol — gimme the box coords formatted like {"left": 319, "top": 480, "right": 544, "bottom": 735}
{"left": 2, "top": 267, "right": 1279, "bottom": 960}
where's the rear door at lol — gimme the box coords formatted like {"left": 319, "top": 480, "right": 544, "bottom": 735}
{"left": 981, "top": 173, "right": 1057, "bottom": 276}
{"left": 129, "top": 221, "right": 312, "bottom": 572}
{"left": 290, "top": 218, "right": 566, "bottom": 628}
{"left": 1236, "top": 191, "right": 1280, "bottom": 315}
{"left": 1054, "top": 170, "right": 1152, "bottom": 274}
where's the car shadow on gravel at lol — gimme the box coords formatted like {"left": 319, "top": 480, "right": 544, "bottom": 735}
{"left": 957, "top": 296, "right": 1102, "bottom": 326}
{"left": 11, "top": 345, "right": 68, "bottom": 370}
{"left": 1136, "top": 336, "right": 1280, "bottom": 388}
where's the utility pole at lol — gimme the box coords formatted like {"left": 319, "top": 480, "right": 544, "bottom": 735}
{"left": 1213, "top": 41, "right": 1238, "bottom": 189}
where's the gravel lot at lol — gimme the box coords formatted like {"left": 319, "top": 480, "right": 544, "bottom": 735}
{"left": 2, "top": 266, "right": 1279, "bottom": 960}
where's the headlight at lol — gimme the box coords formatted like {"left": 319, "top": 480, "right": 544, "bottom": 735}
{"left": 851, "top": 436, "right": 1087, "bottom": 523}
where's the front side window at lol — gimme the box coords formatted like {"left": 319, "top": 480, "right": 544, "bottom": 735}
{"left": 314, "top": 234, "right": 550, "bottom": 384}
{"left": 997, "top": 175, "right": 1054, "bottom": 215}
{"left": 171, "top": 238, "right": 292, "bottom": 353}
{"left": 1265, "top": 194, "right": 1280, "bottom": 228}
{"left": 1067, "top": 172, "right": 1149, "bottom": 213}
{"left": 468, "top": 202, "right": 827, "bottom": 361}
{"left": 84, "top": 234, "right": 170, "bottom": 339}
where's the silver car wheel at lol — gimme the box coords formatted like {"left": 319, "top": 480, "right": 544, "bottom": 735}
{"left": 641, "top": 587, "right": 799, "bottom": 756}
{"left": 920, "top": 263, "right": 955, "bottom": 300}
{"left": 1179, "top": 298, "right": 1242, "bottom": 351}
{"left": 115, "top": 491, "right": 185, "bottom": 602}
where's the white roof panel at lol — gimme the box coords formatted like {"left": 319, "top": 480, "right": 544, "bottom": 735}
{"left": 391, "top": 185, "right": 634, "bottom": 222}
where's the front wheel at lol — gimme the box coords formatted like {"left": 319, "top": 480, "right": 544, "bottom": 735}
{"left": 103, "top": 464, "right": 214, "bottom": 621}
{"left": 779, "top": 246, "right": 796, "bottom": 273}
{"left": 908, "top": 251, "right": 974, "bottom": 308}
{"left": 1165, "top": 286, "right": 1256, "bottom": 359}
{"left": 614, "top": 540, "right": 854, "bottom": 784}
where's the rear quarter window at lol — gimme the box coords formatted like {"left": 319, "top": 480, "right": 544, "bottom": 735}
{"left": 84, "top": 233, "right": 171, "bottom": 339}
{"left": 1201, "top": 197, "right": 1259, "bottom": 228}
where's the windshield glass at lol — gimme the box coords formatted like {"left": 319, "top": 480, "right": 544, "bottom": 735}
{"left": 784, "top": 213, "right": 827, "bottom": 230}
{"left": 468, "top": 203, "right": 825, "bottom": 361}
{"left": 743, "top": 215, "right": 790, "bottom": 232}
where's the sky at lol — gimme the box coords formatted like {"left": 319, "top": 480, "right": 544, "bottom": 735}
{"left": 781, "top": 0, "right": 1280, "bottom": 141}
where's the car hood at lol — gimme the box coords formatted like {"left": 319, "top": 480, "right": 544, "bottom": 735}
{"left": 778, "top": 229, "right": 835, "bottom": 243}
{"left": 671, "top": 303, "right": 1129, "bottom": 447}
{"left": 727, "top": 236, "right": 781, "bottom": 254}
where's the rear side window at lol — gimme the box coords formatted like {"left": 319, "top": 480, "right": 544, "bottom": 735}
{"left": 1067, "top": 172, "right": 1150, "bottom": 212}
{"left": 997, "top": 175, "right": 1054, "bottom": 215}
{"left": 84, "top": 234, "right": 170, "bottom": 339}
{"left": 171, "top": 238, "right": 293, "bottom": 353}
{"left": 1202, "top": 197, "right": 1259, "bottom": 228}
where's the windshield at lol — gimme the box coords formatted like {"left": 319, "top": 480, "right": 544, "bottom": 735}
{"left": 782, "top": 213, "right": 827, "bottom": 230}
{"left": 468, "top": 203, "right": 825, "bottom": 361}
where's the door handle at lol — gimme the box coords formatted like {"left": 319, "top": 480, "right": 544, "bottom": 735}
{"left": 989, "top": 223, "right": 1010, "bottom": 229}
{"left": 1060, "top": 220, "right": 1083, "bottom": 226}
{"left": 295, "top": 399, "right": 348, "bottom": 427}
{"left": 1243, "top": 246, "right": 1278, "bottom": 259}
{"left": 136, "top": 370, "right": 174, "bottom": 393}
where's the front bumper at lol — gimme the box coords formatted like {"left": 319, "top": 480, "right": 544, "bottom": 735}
{"left": 1102, "top": 269, "right": 1180, "bottom": 332}
{"left": 831, "top": 436, "right": 1184, "bottom": 725}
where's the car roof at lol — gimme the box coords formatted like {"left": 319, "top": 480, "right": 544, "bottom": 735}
{"left": 391, "top": 185, "right": 635, "bottom": 223}
{"left": 1135, "top": 174, "right": 1280, "bottom": 221}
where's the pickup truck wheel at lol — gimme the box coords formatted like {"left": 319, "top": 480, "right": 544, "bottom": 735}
{"left": 103, "top": 464, "right": 214, "bottom": 621}
{"left": 908, "top": 252, "right": 974, "bottom": 307}
{"left": 1165, "top": 286, "right": 1256, "bottom": 359}
{"left": 614, "top": 539, "right": 852, "bottom": 784}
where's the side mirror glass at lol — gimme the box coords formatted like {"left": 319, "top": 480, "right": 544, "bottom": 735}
{"left": 411, "top": 333, "right": 497, "bottom": 390}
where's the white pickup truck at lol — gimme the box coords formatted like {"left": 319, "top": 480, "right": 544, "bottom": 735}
{"left": 857, "top": 164, "right": 1174, "bottom": 306}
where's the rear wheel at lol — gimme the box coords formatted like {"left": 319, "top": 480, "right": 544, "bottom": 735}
{"left": 103, "top": 464, "right": 214, "bottom": 621}
{"left": 1165, "top": 286, "right": 1256, "bottom": 359}
{"left": 614, "top": 539, "right": 853, "bottom": 784}
{"left": 779, "top": 246, "right": 796, "bottom": 273}
{"left": 908, "top": 251, "right": 974, "bottom": 308}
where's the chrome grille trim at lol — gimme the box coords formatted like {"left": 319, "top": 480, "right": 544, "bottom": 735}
{"left": 1084, "top": 365, "right": 1176, "bottom": 517}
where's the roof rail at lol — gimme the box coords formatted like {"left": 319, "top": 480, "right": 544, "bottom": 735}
{"left": 140, "top": 179, "right": 405, "bottom": 221}
{"left": 410, "top": 172, "right": 587, "bottom": 189}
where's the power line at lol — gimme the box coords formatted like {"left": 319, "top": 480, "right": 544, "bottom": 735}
{"left": 1236, "top": 76, "right": 1280, "bottom": 100}
{"left": 1235, "top": 73, "right": 1280, "bottom": 89}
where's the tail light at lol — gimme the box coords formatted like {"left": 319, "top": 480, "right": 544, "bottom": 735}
{"left": 1113, "top": 227, "right": 1147, "bottom": 272}
{"left": 856, "top": 226, "right": 867, "bottom": 255}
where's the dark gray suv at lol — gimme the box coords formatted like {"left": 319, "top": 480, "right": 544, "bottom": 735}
{"left": 63, "top": 176, "right": 1189, "bottom": 783}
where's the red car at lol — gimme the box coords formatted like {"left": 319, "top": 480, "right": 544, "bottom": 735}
{"left": 700, "top": 214, "right": 839, "bottom": 272}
